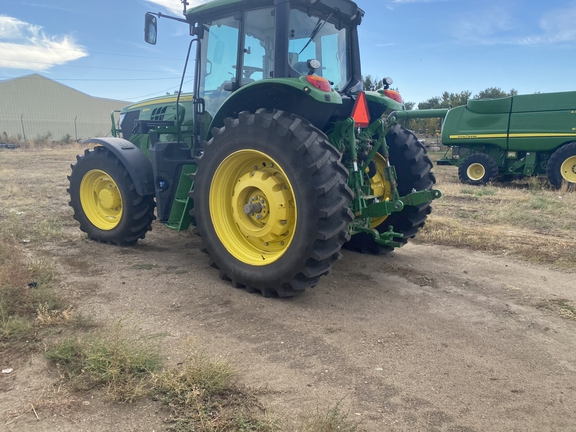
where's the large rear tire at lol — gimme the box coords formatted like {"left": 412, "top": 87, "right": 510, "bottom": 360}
{"left": 344, "top": 124, "right": 436, "bottom": 254}
{"left": 68, "top": 147, "right": 155, "bottom": 246}
{"left": 546, "top": 142, "right": 576, "bottom": 189}
{"left": 190, "top": 109, "right": 353, "bottom": 297}
{"left": 458, "top": 153, "right": 498, "bottom": 185}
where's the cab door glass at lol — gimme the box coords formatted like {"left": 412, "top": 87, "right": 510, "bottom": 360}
{"left": 199, "top": 16, "right": 240, "bottom": 116}
{"left": 241, "top": 7, "right": 275, "bottom": 85}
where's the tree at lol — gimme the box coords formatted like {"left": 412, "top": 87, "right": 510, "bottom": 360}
{"left": 363, "top": 75, "right": 383, "bottom": 91}
{"left": 474, "top": 87, "right": 517, "bottom": 99}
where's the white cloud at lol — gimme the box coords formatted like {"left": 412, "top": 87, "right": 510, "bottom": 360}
{"left": 449, "top": 3, "right": 576, "bottom": 46}
{"left": 515, "top": 4, "right": 576, "bottom": 45}
{"left": 0, "top": 15, "right": 87, "bottom": 70}
{"left": 145, "top": 0, "right": 209, "bottom": 15}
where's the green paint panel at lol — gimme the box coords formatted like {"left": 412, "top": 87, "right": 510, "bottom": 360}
{"left": 512, "top": 91, "right": 576, "bottom": 113}
{"left": 467, "top": 97, "right": 512, "bottom": 114}
{"left": 441, "top": 105, "right": 509, "bottom": 150}
{"left": 509, "top": 110, "right": 576, "bottom": 152}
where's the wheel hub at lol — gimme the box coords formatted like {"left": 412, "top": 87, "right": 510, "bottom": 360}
{"left": 233, "top": 170, "right": 291, "bottom": 244}
{"left": 561, "top": 155, "right": 576, "bottom": 183}
{"left": 467, "top": 163, "right": 485, "bottom": 181}
{"left": 98, "top": 187, "right": 121, "bottom": 210}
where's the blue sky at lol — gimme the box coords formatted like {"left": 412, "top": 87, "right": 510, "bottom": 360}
{"left": 1, "top": 0, "right": 575, "bottom": 104}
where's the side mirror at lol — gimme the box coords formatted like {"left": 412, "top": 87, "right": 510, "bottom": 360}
{"left": 144, "top": 13, "right": 157, "bottom": 45}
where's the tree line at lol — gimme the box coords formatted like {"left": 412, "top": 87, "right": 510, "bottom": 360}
{"left": 363, "top": 75, "right": 519, "bottom": 136}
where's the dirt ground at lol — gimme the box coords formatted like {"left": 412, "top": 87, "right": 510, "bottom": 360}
{"left": 2, "top": 214, "right": 575, "bottom": 431}
{"left": 1, "top": 146, "right": 575, "bottom": 431}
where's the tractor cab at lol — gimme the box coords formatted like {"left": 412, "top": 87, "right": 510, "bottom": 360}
{"left": 145, "top": 0, "right": 364, "bottom": 139}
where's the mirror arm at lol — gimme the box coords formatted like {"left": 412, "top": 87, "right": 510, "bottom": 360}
{"left": 152, "top": 11, "right": 188, "bottom": 24}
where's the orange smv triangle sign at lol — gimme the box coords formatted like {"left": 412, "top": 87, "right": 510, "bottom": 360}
{"left": 351, "top": 91, "right": 370, "bottom": 128}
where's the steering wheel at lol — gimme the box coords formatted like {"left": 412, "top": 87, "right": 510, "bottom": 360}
{"left": 233, "top": 65, "right": 264, "bottom": 79}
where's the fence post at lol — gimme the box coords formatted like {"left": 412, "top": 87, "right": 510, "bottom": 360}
{"left": 21, "top": 114, "right": 27, "bottom": 144}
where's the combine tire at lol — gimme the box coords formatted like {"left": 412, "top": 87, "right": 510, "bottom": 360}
{"left": 68, "top": 146, "right": 155, "bottom": 246}
{"left": 458, "top": 153, "right": 498, "bottom": 185}
{"left": 344, "top": 124, "right": 435, "bottom": 254}
{"left": 191, "top": 109, "right": 353, "bottom": 297}
{"left": 546, "top": 142, "right": 576, "bottom": 189}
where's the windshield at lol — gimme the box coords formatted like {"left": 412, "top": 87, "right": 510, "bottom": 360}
{"left": 288, "top": 8, "right": 349, "bottom": 92}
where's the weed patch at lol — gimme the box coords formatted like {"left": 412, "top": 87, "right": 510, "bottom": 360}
{"left": 0, "top": 235, "right": 68, "bottom": 358}
{"left": 45, "top": 323, "right": 162, "bottom": 402}
{"left": 535, "top": 299, "right": 576, "bottom": 321}
{"left": 151, "top": 347, "right": 278, "bottom": 431}
{"left": 299, "top": 400, "right": 360, "bottom": 432}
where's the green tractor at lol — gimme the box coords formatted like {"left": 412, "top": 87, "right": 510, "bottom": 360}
{"left": 68, "top": 0, "right": 441, "bottom": 297}
{"left": 433, "top": 91, "right": 576, "bottom": 187}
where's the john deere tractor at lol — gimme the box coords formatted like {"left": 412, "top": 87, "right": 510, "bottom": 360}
{"left": 68, "top": 0, "right": 441, "bottom": 297}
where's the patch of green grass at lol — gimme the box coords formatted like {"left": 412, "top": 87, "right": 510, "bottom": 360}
{"left": 45, "top": 323, "right": 162, "bottom": 402}
{"left": 152, "top": 347, "right": 278, "bottom": 431}
{"left": 1, "top": 235, "right": 69, "bottom": 355}
{"left": 299, "top": 400, "right": 360, "bottom": 432}
{"left": 535, "top": 299, "right": 576, "bottom": 321}
{"left": 474, "top": 187, "right": 496, "bottom": 196}
{"left": 132, "top": 263, "right": 156, "bottom": 270}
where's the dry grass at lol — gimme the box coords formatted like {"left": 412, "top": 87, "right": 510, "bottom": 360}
{"left": 417, "top": 151, "right": 576, "bottom": 269}
{"left": 151, "top": 344, "right": 279, "bottom": 431}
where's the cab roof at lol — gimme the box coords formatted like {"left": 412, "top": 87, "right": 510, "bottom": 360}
{"left": 186, "top": 0, "right": 363, "bottom": 24}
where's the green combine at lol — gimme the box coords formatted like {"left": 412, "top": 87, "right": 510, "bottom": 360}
{"left": 67, "top": 0, "right": 441, "bottom": 297}
{"left": 430, "top": 91, "right": 576, "bottom": 187}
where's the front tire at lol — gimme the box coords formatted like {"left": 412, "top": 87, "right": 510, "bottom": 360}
{"left": 68, "top": 147, "right": 155, "bottom": 246}
{"left": 546, "top": 142, "right": 576, "bottom": 189}
{"left": 344, "top": 124, "right": 436, "bottom": 254}
{"left": 458, "top": 153, "right": 498, "bottom": 185}
{"left": 191, "top": 109, "right": 353, "bottom": 297}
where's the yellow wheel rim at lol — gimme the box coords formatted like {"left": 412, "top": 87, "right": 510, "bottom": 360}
{"left": 80, "top": 169, "right": 123, "bottom": 230}
{"left": 561, "top": 155, "right": 576, "bottom": 183}
{"left": 369, "top": 153, "right": 393, "bottom": 228}
{"left": 467, "top": 163, "right": 485, "bottom": 181}
{"left": 209, "top": 150, "right": 297, "bottom": 266}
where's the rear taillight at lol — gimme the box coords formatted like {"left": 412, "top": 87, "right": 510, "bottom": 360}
{"left": 306, "top": 75, "right": 332, "bottom": 92}
{"left": 384, "top": 89, "right": 403, "bottom": 103}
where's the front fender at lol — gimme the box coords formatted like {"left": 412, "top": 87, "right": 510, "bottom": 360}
{"left": 209, "top": 78, "right": 343, "bottom": 137}
{"left": 82, "top": 137, "right": 154, "bottom": 196}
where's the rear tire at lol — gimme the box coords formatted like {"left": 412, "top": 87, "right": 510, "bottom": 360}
{"left": 546, "top": 142, "right": 576, "bottom": 189}
{"left": 191, "top": 109, "right": 353, "bottom": 297}
{"left": 458, "top": 153, "right": 498, "bottom": 185}
{"left": 343, "top": 124, "right": 436, "bottom": 254}
{"left": 68, "top": 147, "right": 155, "bottom": 246}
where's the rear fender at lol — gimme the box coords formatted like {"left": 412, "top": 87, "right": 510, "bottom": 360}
{"left": 82, "top": 137, "right": 155, "bottom": 196}
{"left": 365, "top": 91, "right": 404, "bottom": 118}
{"left": 208, "top": 79, "right": 342, "bottom": 138}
